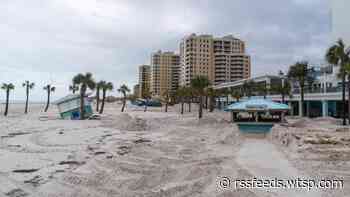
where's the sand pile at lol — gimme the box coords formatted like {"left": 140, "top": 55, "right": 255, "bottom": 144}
{"left": 269, "top": 125, "right": 295, "bottom": 148}
{"left": 287, "top": 117, "right": 343, "bottom": 132}
{"left": 216, "top": 126, "right": 241, "bottom": 145}
{"left": 313, "top": 116, "right": 340, "bottom": 124}
{"left": 197, "top": 115, "right": 230, "bottom": 126}
{"left": 271, "top": 120, "right": 350, "bottom": 155}
{"left": 102, "top": 113, "right": 148, "bottom": 131}
{"left": 269, "top": 118, "right": 350, "bottom": 197}
{"left": 287, "top": 117, "right": 312, "bottom": 128}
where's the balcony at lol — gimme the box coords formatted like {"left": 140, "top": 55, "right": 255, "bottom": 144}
{"left": 292, "top": 86, "right": 343, "bottom": 94}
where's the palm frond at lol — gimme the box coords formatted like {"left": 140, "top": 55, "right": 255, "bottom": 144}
{"left": 8, "top": 83, "right": 15, "bottom": 90}
{"left": 190, "top": 76, "right": 210, "bottom": 95}
{"left": 105, "top": 82, "right": 113, "bottom": 90}
{"left": 118, "top": 84, "right": 130, "bottom": 94}
{"left": 72, "top": 73, "right": 84, "bottom": 84}
{"left": 2, "top": 83, "right": 15, "bottom": 90}
{"left": 73, "top": 73, "right": 96, "bottom": 90}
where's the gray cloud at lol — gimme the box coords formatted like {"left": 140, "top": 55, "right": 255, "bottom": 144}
{"left": 0, "top": 0, "right": 331, "bottom": 101}
{"left": 332, "top": 0, "right": 350, "bottom": 43}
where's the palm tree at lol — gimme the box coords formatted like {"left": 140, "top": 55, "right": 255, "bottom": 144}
{"left": 242, "top": 81, "right": 255, "bottom": 98}
{"left": 73, "top": 73, "right": 96, "bottom": 119}
{"left": 95, "top": 81, "right": 104, "bottom": 112}
{"left": 256, "top": 83, "right": 269, "bottom": 99}
{"left": 326, "top": 39, "right": 350, "bottom": 125}
{"left": 183, "top": 87, "right": 193, "bottom": 112}
{"left": 2, "top": 83, "right": 15, "bottom": 116}
{"left": 344, "top": 62, "right": 350, "bottom": 121}
{"left": 100, "top": 81, "right": 113, "bottom": 114}
{"left": 216, "top": 89, "right": 223, "bottom": 109}
{"left": 230, "top": 88, "right": 243, "bottom": 102}
{"left": 69, "top": 83, "right": 79, "bottom": 94}
{"left": 99, "top": 81, "right": 113, "bottom": 114}
{"left": 142, "top": 86, "right": 151, "bottom": 112}
{"left": 43, "top": 84, "right": 55, "bottom": 112}
{"left": 176, "top": 87, "right": 186, "bottom": 114}
{"left": 206, "top": 87, "right": 217, "bottom": 112}
{"left": 271, "top": 81, "right": 292, "bottom": 103}
{"left": 307, "top": 67, "right": 316, "bottom": 92}
{"left": 204, "top": 95, "right": 208, "bottom": 109}
{"left": 161, "top": 90, "right": 170, "bottom": 113}
{"left": 191, "top": 76, "right": 210, "bottom": 119}
{"left": 288, "top": 61, "right": 309, "bottom": 117}
{"left": 22, "top": 81, "right": 35, "bottom": 114}
{"left": 118, "top": 84, "right": 130, "bottom": 112}
{"left": 95, "top": 81, "right": 113, "bottom": 114}
{"left": 221, "top": 88, "right": 230, "bottom": 106}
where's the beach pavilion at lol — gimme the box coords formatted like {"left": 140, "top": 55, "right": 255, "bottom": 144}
{"left": 225, "top": 98, "right": 290, "bottom": 123}
{"left": 225, "top": 98, "right": 290, "bottom": 134}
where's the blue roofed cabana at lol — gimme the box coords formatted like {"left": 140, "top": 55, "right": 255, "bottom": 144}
{"left": 225, "top": 98, "right": 290, "bottom": 123}
{"left": 225, "top": 98, "right": 290, "bottom": 134}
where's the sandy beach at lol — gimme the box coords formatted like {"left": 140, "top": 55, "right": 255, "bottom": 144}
{"left": 0, "top": 103, "right": 349, "bottom": 197}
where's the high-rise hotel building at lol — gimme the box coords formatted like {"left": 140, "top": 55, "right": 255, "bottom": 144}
{"left": 180, "top": 34, "right": 251, "bottom": 86}
{"left": 138, "top": 65, "right": 151, "bottom": 98}
{"left": 150, "top": 50, "right": 180, "bottom": 98}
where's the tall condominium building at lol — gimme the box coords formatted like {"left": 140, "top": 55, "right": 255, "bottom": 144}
{"left": 150, "top": 50, "right": 180, "bottom": 98}
{"left": 133, "top": 84, "right": 140, "bottom": 98}
{"left": 180, "top": 34, "right": 215, "bottom": 86}
{"left": 138, "top": 65, "right": 151, "bottom": 98}
{"left": 180, "top": 33, "right": 251, "bottom": 86}
{"left": 213, "top": 35, "right": 251, "bottom": 85}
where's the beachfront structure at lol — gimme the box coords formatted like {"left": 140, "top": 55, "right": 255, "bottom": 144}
{"left": 214, "top": 64, "right": 344, "bottom": 118}
{"left": 226, "top": 98, "right": 290, "bottom": 122}
{"left": 54, "top": 94, "right": 93, "bottom": 120}
{"left": 150, "top": 50, "right": 180, "bottom": 98}
{"left": 226, "top": 98, "right": 290, "bottom": 134}
{"left": 179, "top": 34, "right": 251, "bottom": 86}
{"left": 138, "top": 65, "right": 151, "bottom": 98}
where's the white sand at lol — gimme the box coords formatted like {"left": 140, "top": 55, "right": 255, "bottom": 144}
{"left": 0, "top": 103, "right": 349, "bottom": 197}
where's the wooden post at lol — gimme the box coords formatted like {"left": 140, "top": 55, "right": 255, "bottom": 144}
{"left": 281, "top": 111, "right": 286, "bottom": 123}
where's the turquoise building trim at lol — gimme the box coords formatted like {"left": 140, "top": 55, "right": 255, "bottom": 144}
{"left": 237, "top": 123, "right": 274, "bottom": 133}
{"left": 54, "top": 94, "right": 94, "bottom": 120}
{"left": 60, "top": 106, "right": 93, "bottom": 120}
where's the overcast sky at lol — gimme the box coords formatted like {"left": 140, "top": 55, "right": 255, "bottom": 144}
{"left": 332, "top": 0, "right": 350, "bottom": 44}
{"left": 0, "top": 0, "right": 336, "bottom": 101}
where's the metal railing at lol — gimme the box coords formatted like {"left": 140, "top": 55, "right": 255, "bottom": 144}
{"left": 292, "top": 86, "right": 344, "bottom": 94}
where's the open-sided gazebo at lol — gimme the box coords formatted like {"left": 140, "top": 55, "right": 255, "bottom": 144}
{"left": 225, "top": 98, "right": 290, "bottom": 123}
{"left": 225, "top": 98, "right": 290, "bottom": 134}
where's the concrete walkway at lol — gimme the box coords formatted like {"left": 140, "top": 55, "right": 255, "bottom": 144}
{"left": 236, "top": 139, "right": 324, "bottom": 197}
